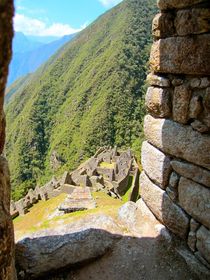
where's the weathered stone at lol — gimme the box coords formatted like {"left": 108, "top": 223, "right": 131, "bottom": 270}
{"left": 166, "top": 186, "right": 177, "bottom": 202}
{"left": 158, "top": 0, "right": 205, "bottom": 10}
{"left": 190, "top": 218, "right": 200, "bottom": 232}
{"left": 175, "top": 8, "right": 210, "bottom": 36}
{"left": 141, "top": 141, "right": 171, "bottom": 189}
{"left": 146, "top": 73, "right": 170, "bottom": 87}
{"left": 16, "top": 215, "right": 122, "bottom": 279}
{"left": 177, "top": 247, "right": 210, "bottom": 280}
{"left": 144, "top": 115, "right": 210, "bottom": 170}
{"left": 197, "top": 226, "right": 210, "bottom": 264}
{"left": 200, "top": 77, "right": 210, "bottom": 89}
{"left": 195, "top": 251, "right": 210, "bottom": 270}
{"left": 172, "top": 78, "right": 183, "bottom": 87}
{"left": 118, "top": 202, "right": 143, "bottom": 234}
{"left": 140, "top": 172, "right": 189, "bottom": 239}
{"left": 190, "top": 78, "right": 201, "bottom": 89}
{"left": 150, "top": 35, "right": 210, "bottom": 75}
{"left": 60, "top": 171, "right": 72, "bottom": 186}
{"left": 152, "top": 13, "right": 175, "bottom": 39}
{"left": 178, "top": 177, "right": 210, "bottom": 229}
{"left": 169, "top": 172, "right": 179, "bottom": 188}
{"left": 188, "top": 231, "right": 197, "bottom": 252}
{"left": 189, "top": 95, "right": 203, "bottom": 119}
{"left": 173, "top": 85, "right": 191, "bottom": 124}
{"left": 171, "top": 160, "right": 210, "bottom": 188}
{"left": 191, "top": 120, "right": 209, "bottom": 133}
{"left": 145, "top": 87, "right": 171, "bottom": 118}
{"left": 15, "top": 199, "right": 28, "bottom": 216}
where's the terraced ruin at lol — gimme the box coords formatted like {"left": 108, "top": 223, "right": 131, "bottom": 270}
{"left": 10, "top": 147, "right": 139, "bottom": 218}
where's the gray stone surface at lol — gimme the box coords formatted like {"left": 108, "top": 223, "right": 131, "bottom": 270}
{"left": 188, "top": 231, "right": 197, "bottom": 252}
{"left": 145, "top": 87, "right": 171, "bottom": 118}
{"left": 146, "top": 73, "right": 170, "bottom": 87}
{"left": 140, "top": 172, "right": 189, "bottom": 239}
{"left": 118, "top": 202, "right": 142, "bottom": 233}
{"left": 169, "top": 172, "right": 179, "bottom": 188}
{"left": 150, "top": 35, "right": 210, "bottom": 75}
{"left": 190, "top": 218, "right": 200, "bottom": 232}
{"left": 171, "top": 160, "right": 210, "bottom": 188}
{"left": 16, "top": 215, "right": 122, "bottom": 279}
{"left": 141, "top": 141, "right": 171, "bottom": 189}
{"left": 176, "top": 246, "right": 210, "bottom": 280}
{"left": 178, "top": 177, "right": 210, "bottom": 229}
{"left": 173, "top": 85, "right": 191, "bottom": 124}
{"left": 196, "top": 226, "right": 210, "bottom": 264}
{"left": 144, "top": 115, "right": 210, "bottom": 170}
{"left": 175, "top": 8, "right": 210, "bottom": 36}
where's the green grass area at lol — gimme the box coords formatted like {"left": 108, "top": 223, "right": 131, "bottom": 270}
{"left": 99, "top": 162, "right": 115, "bottom": 169}
{"left": 13, "top": 191, "right": 124, "bottom": 241}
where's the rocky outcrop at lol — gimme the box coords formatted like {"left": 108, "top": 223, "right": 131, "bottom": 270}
{"left": 140, "top": 0, "right": 210, "bottom": 272}
{"left": 0, "top": 0, "right": 16, "bottom": 279}
{"left": 16, "top": 215, "right": 122, "bottom": 279}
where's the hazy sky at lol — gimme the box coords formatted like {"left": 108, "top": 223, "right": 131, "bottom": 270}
{"left": 14, "top": 0, "right": 123, "bottom": 37}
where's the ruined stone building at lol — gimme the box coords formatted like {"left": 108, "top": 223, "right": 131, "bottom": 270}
{"left": 0, "top": 0, "right": 210, "bottom": 279}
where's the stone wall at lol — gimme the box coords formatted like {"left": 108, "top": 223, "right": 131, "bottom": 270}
{"left": 140, "top": 0, "right": 210, "bottom": 269}
{"left": 0, "top": 0, "right": 16, "bottom": 279}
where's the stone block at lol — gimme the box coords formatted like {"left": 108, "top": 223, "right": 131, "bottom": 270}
{"left": 140, "top": 172, "right": 189, "bottom": 239}
{"left": 60, "top": 171, "right": 72, "bottom": 186}
{"left": 144, "top": 115, "right": 210, "bottom": 170}
{"left": 152, "top": 13, "right": 175, "bottom": 39}
{"left": 178, "top": 177, "right": 210, "bottom": 229}
{"left": 190, "top": 218, "right": 200, "bottom": 232}
{"left": 171, "top": 160, "right": 210, "bottom": 188}
{"left": 166, "top": 186, "right": 177, "bottom": 202}
{"left": 189, "top": 95, "right": 203, "bottom": 119}
{"left": 191, "top": 120, "right": 209, "bottom": 133}
{"left": 169, "top": 172, "right": 179, "bottom": 188}
{"left": 197, "top": 226, "right": 210, "bottom": 264}
{"left": 188, "top": 231, "right": 197, "bottom": 252}
{"left": 158, "top": 0, "right": 205, "bottom": 10}
{"left": 175, "top": 8, "right": 210, "bottom": 36}
{"left": 150, "top": 35, "right": 210, "bottom": 75}
{"left": 141, "top": 141, "right": 171, "bottom": 189}
{"left": 173, "top": 85, "right": 192, "bottom": 124}
{"left": 146, "top": 73, "right": 170, "bottom": 88}
{"left": 145, "top": 87, "right": 171, "bottom": 118}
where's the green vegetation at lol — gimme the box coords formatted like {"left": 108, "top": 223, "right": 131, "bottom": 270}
{"left": 14, "top": 192, "right": 124, "bottom": 241}
{"left": 6, "top": 0, "right": 157, "bottom": 200}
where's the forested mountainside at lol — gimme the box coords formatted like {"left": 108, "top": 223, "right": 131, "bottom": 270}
{"left": 6, "top": 0, "right": 157, "bottom": 200}
{"left": 8, "top": 34, "right": 76, "bottom": 86}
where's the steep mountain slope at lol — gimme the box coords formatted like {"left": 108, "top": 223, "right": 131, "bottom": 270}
{"left": 6, "top": 0, "right": 157, "bottom": 200}
{"left": 8, "top": 34, "right": 76, "bottom": 86}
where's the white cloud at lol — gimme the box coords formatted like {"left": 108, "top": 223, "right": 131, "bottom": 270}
{"left": 99, "top": 0, "right": 123, "bottom": 7}
{"left": 14, "top": 14, "right": 86, "bottom": 37}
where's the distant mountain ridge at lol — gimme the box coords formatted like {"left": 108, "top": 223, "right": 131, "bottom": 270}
{"left": 6, "top": 0, "right": 157, "bottom": 200}
{"left": 8, "top": 32, "right": 76, "bottom": 86}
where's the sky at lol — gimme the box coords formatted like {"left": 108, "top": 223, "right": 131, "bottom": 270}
{"left": 14, "top": 0, "right": 123, "bottom": 37}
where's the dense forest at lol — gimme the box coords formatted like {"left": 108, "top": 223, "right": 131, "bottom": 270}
{"left": 6, "top": 0, "right": 157, "bottom": 200}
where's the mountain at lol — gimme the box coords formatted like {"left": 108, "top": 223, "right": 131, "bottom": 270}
{"left": 5, "top": 0, "right": 157, "bottom": 200}
{"left": 13, "top": 32, "right": 44, "bottom": 53}
{"left": 8, "top": 34, "right": 76, "bottom": 86}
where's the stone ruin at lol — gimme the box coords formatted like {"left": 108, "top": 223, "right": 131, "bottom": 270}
{"left": 140, "top": 0, "right": 210, "bottom": 272}
{"left": 10, "top": 147, "right": 139, "bottom": 217}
